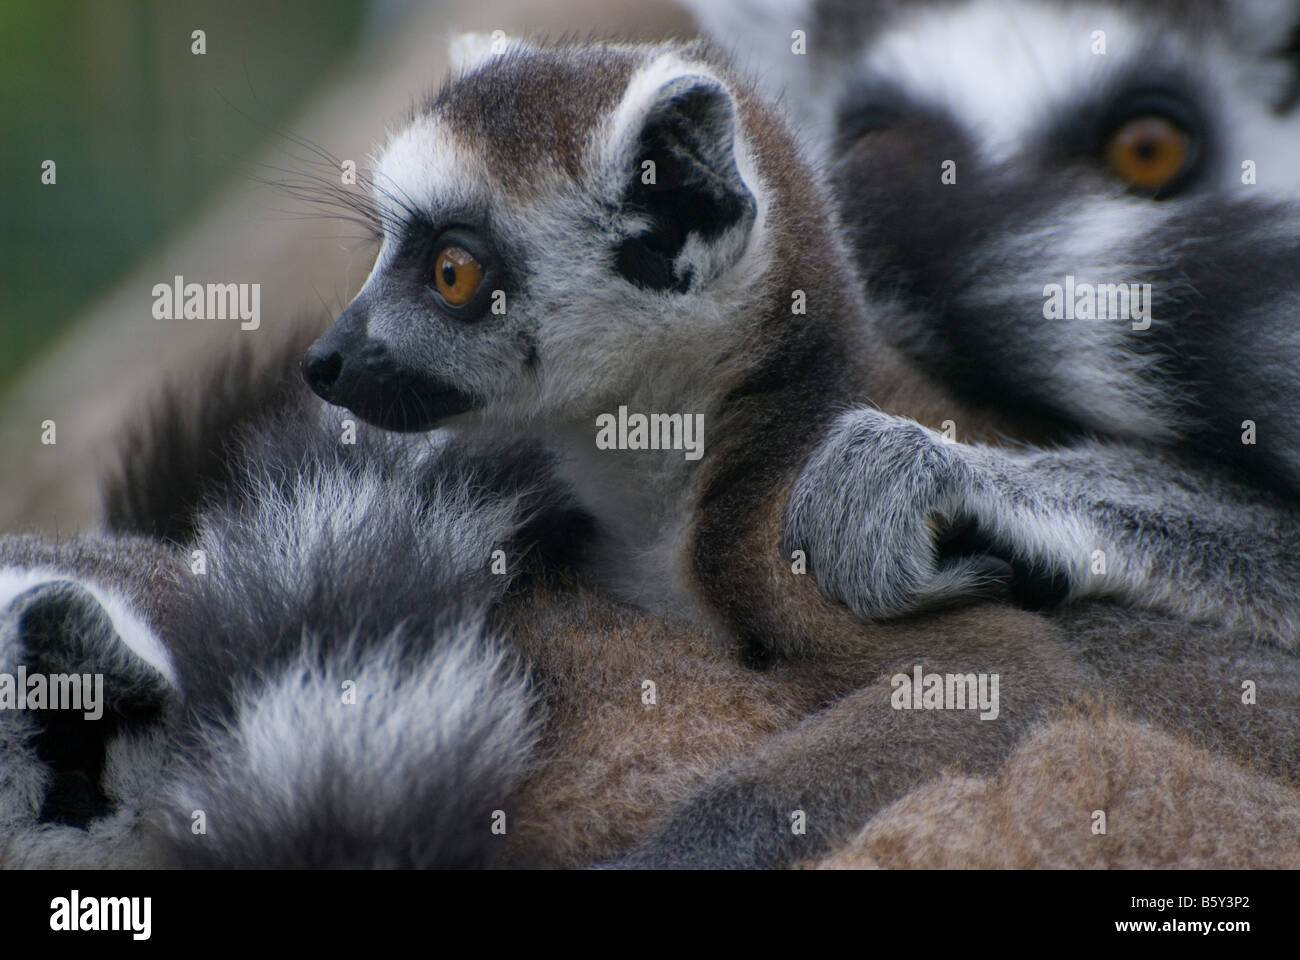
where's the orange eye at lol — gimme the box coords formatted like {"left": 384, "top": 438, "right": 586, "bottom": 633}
{"left": 1105, "top": 115, "right": 1191, "bottom": 191}
{"left": 433, "top": 246, "right": 484, "bottom": 306}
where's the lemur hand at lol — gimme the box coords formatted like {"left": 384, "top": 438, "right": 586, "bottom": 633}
{"left": 783, "top": 408, "right": 1023, "bottom": 620}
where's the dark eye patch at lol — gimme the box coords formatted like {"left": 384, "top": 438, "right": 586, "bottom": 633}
{"left": 1042, "top": 65, "right": 1210, "bottom": 198}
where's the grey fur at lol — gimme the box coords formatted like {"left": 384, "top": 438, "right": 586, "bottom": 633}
{"left": 786, "top": 409, "right": 1300, "bottom": 644}
{"left": 0, "top": 392, "right": 569, "bottom": 868}
{"left": 157, "top": 633, "right": 538, "bottom": 869}
{"left": 153, "top": 407, "right": 552, "bottom": 867}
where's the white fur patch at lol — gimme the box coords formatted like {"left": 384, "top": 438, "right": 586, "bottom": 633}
{"left": 0, "top": 567, "right": 176, "bottom": 686}
{"left": 862, "top": 1, "right": 1141, "bottom": 164}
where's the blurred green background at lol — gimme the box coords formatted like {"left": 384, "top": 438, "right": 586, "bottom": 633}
{"left": 0, "top": 0, "right": 372, "bottom": 391}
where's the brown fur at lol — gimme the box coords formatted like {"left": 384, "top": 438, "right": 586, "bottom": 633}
{"left": 495, "top": 574, "right": 1300, "bottom": 867}
{"left": 499, "top": 581, "right": 807, "bottom": 866}
{"left": 430, "top": 46, "right": 639, "bottom": 200}
{"left": 497, "top": 568, "right": 1093, "bottom": 866}
{"left": 813, "top": 705, "right": 1300, "bottom": 869}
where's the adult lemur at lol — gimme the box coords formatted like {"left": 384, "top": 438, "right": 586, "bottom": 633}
{"left": 302, "top": 32, "right": 1300, "bottom": 653}
{"left": 683, "top": 0, "right": 1300, "bottom": 627}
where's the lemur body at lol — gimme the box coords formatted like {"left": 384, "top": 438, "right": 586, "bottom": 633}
{"left": 304, "top": 37, "right": 1300, "bottom": 653}
{"left": 4, "top": 336, "right": 1300, "bottom": 869}
{"left": 0, "top": 332, "right": 1059, "bottom": 867}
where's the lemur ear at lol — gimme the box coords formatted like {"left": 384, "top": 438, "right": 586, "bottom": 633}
{"left": 0, "top": 576, "right": 173, "bottom": 696}
{"left": 612, "top": 66, "right": 758, "bottom": 292}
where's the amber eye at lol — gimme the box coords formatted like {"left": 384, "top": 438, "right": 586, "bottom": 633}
{"left": 433, "top": 246, "right": 484, "bottom": 306}
{"left": 1105, "top": 115, "right": 1191, "bottom": 191}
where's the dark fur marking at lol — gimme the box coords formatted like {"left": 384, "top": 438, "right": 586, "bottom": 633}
{"left": 615, "top": 82, "right": 755, "bottom": 291}
{"left": 16, "top": 584, "right": 166, "bottom": 828}
{"left": 102, "top": 320, "right": 323, "bottom": 545}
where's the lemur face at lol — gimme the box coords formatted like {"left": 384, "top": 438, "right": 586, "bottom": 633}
{"left": 303, "top": 42, "right": 764, "bottom": 432}
{"left": 688, "top": 0, "right": 1300, "bottom": 442}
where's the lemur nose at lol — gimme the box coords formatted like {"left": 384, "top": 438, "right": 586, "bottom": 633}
{"left": 302, "top": 344, "right": 344, "bottom": 399}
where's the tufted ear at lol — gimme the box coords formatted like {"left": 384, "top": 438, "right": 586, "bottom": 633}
{"left": 610, "top": 63, "right": 758, "bottom": 293}
{"left": 0, "top": 572, "right": 173, "bottom": 831}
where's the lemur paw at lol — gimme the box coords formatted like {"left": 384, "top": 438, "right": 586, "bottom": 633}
{"left": 783, "top": 408, "right": 1011, "bottom": 620}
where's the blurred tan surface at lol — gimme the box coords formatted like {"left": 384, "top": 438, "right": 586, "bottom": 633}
{"left": 0, "top": 0, "right": 694, "bottom": 535}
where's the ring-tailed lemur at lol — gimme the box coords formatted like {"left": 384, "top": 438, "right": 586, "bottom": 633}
{"left": 300, "top": 35, "right": 1300, "bottom": 652}
{"left": 681, "top": 0, "right": 1300, "bottom": 629}
{"left": 7, "top": 29, "right": 1300, "bottom": 870}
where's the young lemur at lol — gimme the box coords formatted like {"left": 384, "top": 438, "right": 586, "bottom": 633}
{"left": 302, "top": 35, "right": 1300, "bottom": 654}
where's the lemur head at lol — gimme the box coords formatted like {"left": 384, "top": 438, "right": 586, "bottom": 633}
{"left": 303, "top": 39, "right": 845, "bottom": 434}
{"left": 687, "top": 0, "right": 1300, "bottom": 439}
